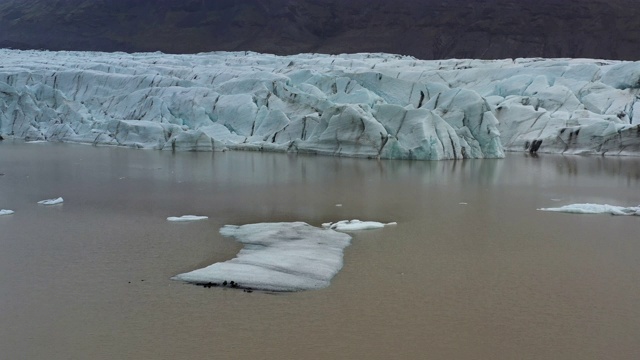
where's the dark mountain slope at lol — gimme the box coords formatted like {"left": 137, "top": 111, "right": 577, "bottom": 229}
{"left": 1, "top": 0, "right": 640, "bottom": 60}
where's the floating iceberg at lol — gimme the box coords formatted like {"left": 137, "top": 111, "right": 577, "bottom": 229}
{"left": 538, "top": 203, "right": 640, "bottom": 216}
{"left": 2, "top": 50, "right": 638, "bottom": 159}
{"left": 167, "top": 215, "right": 208, "bottom": 222}
{"left": 0, "top": 209, "right": 15, "bottom": 216}
{"left": 322, "top": 219, "right": 396, "bottom": 231}
{"left": 173, "top": 222, "right": 352, "bottom": 292}
{"left": 37, "top": 197, "right": 64, "bottom": 205}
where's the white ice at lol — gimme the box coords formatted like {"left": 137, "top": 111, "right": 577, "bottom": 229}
{"left": 173, "top": 222, "right": 351, "bottom": 292}
{"left": 37, "top": 197, "right": 64, "bottom": 205}
{"left": 0, "top": 209, "right": 15, "bottom": 215}
{"left": 167, "top": 215, "right": 209, "bottom": 222}
{"left": 322, "top": 219, "right": 395, "bottom": 231}
{"left": 538, "top": 203, "right": 640, "bottom": 216}
{"left": 2, "top": 50, "right": 639, "bottom": 159}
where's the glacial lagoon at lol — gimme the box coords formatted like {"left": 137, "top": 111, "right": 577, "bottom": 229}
{"left": 1, "top": 141, "right": 639, "bottom": 359}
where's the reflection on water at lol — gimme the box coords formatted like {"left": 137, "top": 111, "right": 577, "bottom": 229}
{"left": 1, "top": 142, "right": 639, "bottom": 360}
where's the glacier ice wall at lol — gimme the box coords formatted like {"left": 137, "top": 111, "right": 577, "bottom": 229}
{"left": 1, "top": 50, "right": 639, "bottom": 159}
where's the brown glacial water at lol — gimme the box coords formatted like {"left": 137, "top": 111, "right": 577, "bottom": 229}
{"left": 1, "top": 142, "right": 640, "bottom": 360}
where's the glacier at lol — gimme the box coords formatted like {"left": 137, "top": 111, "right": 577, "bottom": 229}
{"left": 1, "top": 50, "right": 639, "bottom": 159}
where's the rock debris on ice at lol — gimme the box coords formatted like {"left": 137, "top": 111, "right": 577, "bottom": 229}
{"left": 37, "top": 197, "right": 64, "bottom": 205}
{"left": 2, "top": 50, "right": 639, "bottom": 159}
{"left": 173, "top": 222, "right": 352, "bottom": 292}
{"left": 167, "top": 215, "right": 209, "bottom": 222}
{"left": 0, "top": 209, "right": 15, "bottom": 216}
{"left": 538, "top": 203, "right": 640, "bottom": 216}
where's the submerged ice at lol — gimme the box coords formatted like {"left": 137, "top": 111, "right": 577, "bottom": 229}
{"left": 173, "top": 222, "right": 352, "bottom": 292}
{"left": 539, "top": 203, "right": 640, "bottom": 216}
{"left": 2, "top": 50, "right": 639, "bottom": 159}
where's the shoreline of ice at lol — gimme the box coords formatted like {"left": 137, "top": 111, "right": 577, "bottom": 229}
{"left": 1, "top": 49, "right": 639, "bottom": 160}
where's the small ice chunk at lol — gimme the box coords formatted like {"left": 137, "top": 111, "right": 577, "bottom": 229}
{"left": 459, "top": 202, "right": 468, "bottom": 205}
{"left": 322, "top": 219, "right": 394, "bottom": 231}
{"left": 37, "top": 197, "right": 64, "bottom": 205}
{"left": 538, "top": 203, "right": 640, "bottom": 216}
{"left": 335, "top": 204, "right": 343, "bottom": 207}
{"left": 0, "top": 209, "right": 15, "bottom": 216}
{"left": 173, "top": 222, "right": 352, "bottom": 292}
{"left": 167, "top": 215, "right": 209, "bottom": 222}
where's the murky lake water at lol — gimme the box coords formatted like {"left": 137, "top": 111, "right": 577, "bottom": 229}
{"left": 1, "top": 142, "right": 639, "bottom": 360}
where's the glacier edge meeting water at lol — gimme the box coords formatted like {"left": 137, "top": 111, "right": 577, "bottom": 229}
{"left": 1, "top": 50, "right": 640, "bottom": 160}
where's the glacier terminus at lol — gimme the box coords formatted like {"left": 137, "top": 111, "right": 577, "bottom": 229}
{"left": 1, "top": 50, "right": 639, "bottom": 160}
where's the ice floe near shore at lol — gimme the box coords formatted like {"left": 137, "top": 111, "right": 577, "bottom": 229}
{"left": 0, "top": 209, "right": 15, "bottom": 216}
{"left": 173, "top": 222, "right": 352, "bottom": 292}
{"left": 167, "top": 215, "right": 208, "bottom": 222}
{"left": 37, "top": 197, "right": 63, "bottom": 205}
{"left": 538, "top": 203, "right": 640, "bottom": 216}
{"left": 2, "top": 50, "right": 639, "bottom": 159}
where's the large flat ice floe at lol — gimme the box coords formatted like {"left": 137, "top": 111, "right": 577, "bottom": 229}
{"left": 539, "top": 203, "right": 640, "bottom": 216}
{"left": 2, "top": 50, "right": 639, "bottom": 159}
{"left": 173, "top": 222, "right": 352, "bottom": 292}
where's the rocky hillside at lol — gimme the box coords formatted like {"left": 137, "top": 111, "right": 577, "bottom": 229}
{"left": 1, "top": 0, "right": 640, "bottom": 60}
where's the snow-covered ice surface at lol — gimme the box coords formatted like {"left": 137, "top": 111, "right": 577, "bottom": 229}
{"left": 538, "top": 203, "right": 640, "bottom": 216}
{"left": 37, "top": 197, "right": 63, "bottom": 205}
{"left": 0, "top": 209, "right": 15, "bottom": 215}
{"left": 322, "top": 219, "right": 395, "bottom": 231}
{"left": 2, "top": 50, "right": 639, "bottom": 159}
{"left": 167, "top": 215, "right": 208, "bottom": 222}
{"left": 173, "top": 222, "right": 352, "bottom": 292}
